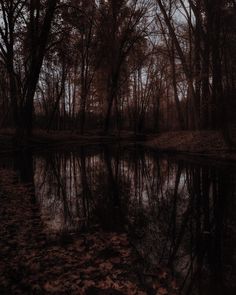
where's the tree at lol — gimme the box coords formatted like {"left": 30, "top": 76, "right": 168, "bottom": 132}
{"left": 0, "top": 0, "right": 59, "bottom": 140}
{"left": 96, "top": 0, "right": 152, "bottom": 133}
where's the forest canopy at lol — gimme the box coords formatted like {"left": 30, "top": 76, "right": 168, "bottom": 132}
{"left": 0, "top": 0, "right": 235, "bottom": 139}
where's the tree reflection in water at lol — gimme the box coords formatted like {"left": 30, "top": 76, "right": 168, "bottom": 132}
{"left": 33, "top": 146, "right": 236, "bottom": 294}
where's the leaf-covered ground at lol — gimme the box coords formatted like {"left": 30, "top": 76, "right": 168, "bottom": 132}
{"left": 146, "top": 131, "right": 236, "bottom": 161}
{"left": 0, "top": 169, "right": 178, "bottom": 295}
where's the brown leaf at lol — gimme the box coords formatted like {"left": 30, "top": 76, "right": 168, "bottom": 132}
{"left": 83, "top": 280, "right": 95, "bottom": 288}
{"left": 44, "top": 281, "right": 61, "bottom": 292}
{"left": 156, "top": 287, "right": 168, "bottom": 295}
{"left": 99, "top": 261, "right": 113, "bottom": 271}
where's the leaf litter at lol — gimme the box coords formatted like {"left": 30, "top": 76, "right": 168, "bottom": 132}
{"left": 0, "top": 169, "right": 179, "bottom": 294}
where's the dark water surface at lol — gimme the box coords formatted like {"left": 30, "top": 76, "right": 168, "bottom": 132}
{"left": 1, "top": 145, "right": 236, "bottom": 294}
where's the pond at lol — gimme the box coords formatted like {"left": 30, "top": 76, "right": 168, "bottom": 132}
{"left": 1, "top": 144, "right": 236, "bottom": 294}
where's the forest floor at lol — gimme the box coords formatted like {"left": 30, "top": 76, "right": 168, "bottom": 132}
{"left": 0, "top": 169, "right": 178, "bottom": 295}
{"left": 0, "top": 128, "right": 236, "bottom": 160}
{"left": 145, "top": 130, "right": 236, "bottom": 161}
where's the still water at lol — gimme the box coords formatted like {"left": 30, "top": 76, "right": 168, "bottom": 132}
{"left": 2, "top": 145, "right": 236, "bottom": 294}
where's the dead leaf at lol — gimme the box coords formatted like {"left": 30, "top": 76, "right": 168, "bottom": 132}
{"left": 156, "top": 287, "right": 168, "bottom": 295}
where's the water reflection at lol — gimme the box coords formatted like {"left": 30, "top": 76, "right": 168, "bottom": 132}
{"left": 3, "top": 146, "right": 235, "bottom": 294}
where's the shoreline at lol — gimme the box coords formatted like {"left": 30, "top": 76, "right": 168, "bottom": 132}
{"left": 1, "top": 129, "right": 236, "bottom": 161}
{"left": 145, "top": 131, "right": 236, "bottom": 161}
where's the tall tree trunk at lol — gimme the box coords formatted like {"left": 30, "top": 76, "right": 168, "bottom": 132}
{"left": 22, "top": 0, "right": 58, "bottom": 137}
{"left": 157, "top": 0, "right": 200, "bottom": 129}
{"left": 104, "top": 75, "right": 118, "bottom": 133}
{"left": 170, "top": 41, "right": 185, "bottom": 130}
